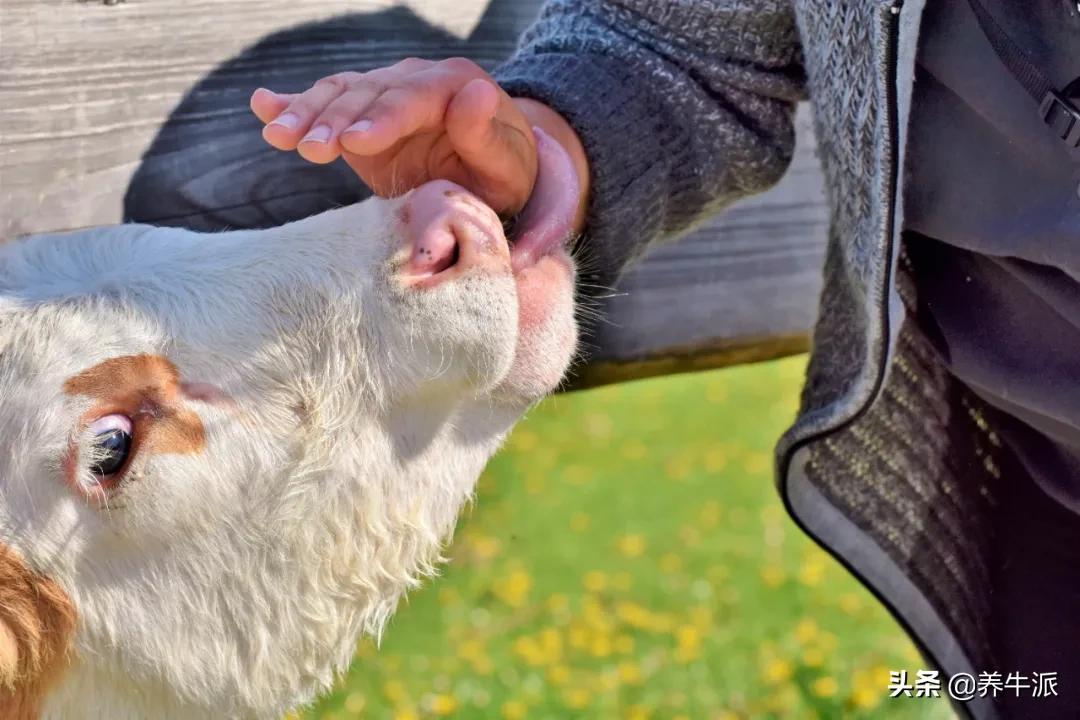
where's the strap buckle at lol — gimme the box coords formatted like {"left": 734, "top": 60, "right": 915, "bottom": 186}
{"left": 1039, "top": 91, "right": 1080, "bottom": 149}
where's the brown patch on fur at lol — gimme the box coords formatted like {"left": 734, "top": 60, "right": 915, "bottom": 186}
{"left": 0, "top": 544, "right": 77, "bottom": 719}
{"left": 64, "top": 354, "right": 206, "bottom": 458}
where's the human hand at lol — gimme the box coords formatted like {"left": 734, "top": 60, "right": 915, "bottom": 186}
{"left": 250, "top": 58, "right": 541, "bottom": 217}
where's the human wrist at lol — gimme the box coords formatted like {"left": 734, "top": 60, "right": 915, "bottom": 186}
{"left": 512, "top": 97, "right": 590, "bottom": 235}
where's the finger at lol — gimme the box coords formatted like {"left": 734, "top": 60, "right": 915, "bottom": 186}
{"left": 339, "top": 61, "right": 482, "bottom": 156}
{"left": 294, "top": 61, "right": 436, "bottom": 163}
{"left": 261, "top": 73, "right": 361, "bottom": 151}
{"left": 296, "top": 84, "right": 386, "bottom": 164}
{"left": 249, "top": 88, "right": 298, "bottom": 125}
{"left": 446, "top": 79, "right": 536, "bottom": 214}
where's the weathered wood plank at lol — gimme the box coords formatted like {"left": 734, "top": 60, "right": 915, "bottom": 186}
{"left": 0, "top": 0, "right": 827, "bottom": 388}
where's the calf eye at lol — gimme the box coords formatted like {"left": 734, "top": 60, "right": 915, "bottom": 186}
{"left": 87, "top": 414, "right": 133, "bottom": 477}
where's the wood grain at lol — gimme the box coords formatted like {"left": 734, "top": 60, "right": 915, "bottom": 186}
{"left": 0, "top": 0, "right": 827, "bottom": 387}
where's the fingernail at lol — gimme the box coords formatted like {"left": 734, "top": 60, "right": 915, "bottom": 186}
{"left": 301, "top": 124, "right": 332, "bottom": 143}
{"left": 256, "top": 87, "right": 279, "bottom": 98}
{"left": 345, "top": 119, "right": 373, "bottom": 134}
{"left": 269, "top": 112, "right": 299, "bottom": 130}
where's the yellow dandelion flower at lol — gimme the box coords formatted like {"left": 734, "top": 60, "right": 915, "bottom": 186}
{"left": 673, "top": 645, "right": 701, "bottom": 664}
{"left": 568, "top": 625, "right": 589, "bottom": 650}
{"left": 716, "top": 712, "right": 739, "bottom": 720}
{"left": 850, "top": 685, "right": 880, "bottom": 710}
{"left": 548, "top": 665, "right": 571, "bottom": 685}
{"left": 817, "top": 631, "right": 838, "bottom": 651}
{"left": 582, "top": 596, "right": 611, "bottom": 629}
{"left": 459, "top": 639, "right": 483, "bottom": 660}
{"left": 812, "top": 676, "right": 838, "bottom": 698}
{"left": 344, "top": 691, "right": 366, "bottom": 713}
{"left": 665, "top": 455, "right": 693, "bottom": 481}
{"left": 676, "top": 624, "right": 702, "bottom": 648}
{"left": 838, "top": 592, "right": 862, "bottom": 614}
{"left": 618, "top": 661, "right": 644, "bottom": 685}
{"left": 539, "top": 628, "right": 563, "bottom": 663}
{"left": 659, "top": 553, "right": 683, "bottom": 574}
{"left": 625, "top": 704, "right": 651, "bottom": 720}
{"left": 501, "top": 700, "right": 528, "bottom": 720}
{"left": 428, "top": 694, "right": 458, "bottom": 716}
{"left": 546, "top": 593, "right": 569, "bottom": 612}
{"left": 742, "top": 452, "right": 771, "bottom": 475}
{"left": 512, "top": 636, "right": 539, "bottom": 665}
{"left": 793, "top": 619, "right": 818, "bottom": 644}
{"left": 470, "top": 534, "right": 501, "bottom": 560}
{"left": 495, "top": 569, "right": 533, "bottom": 607}
{"left": 562, "top": 688, "right": 591, "bottom": 710}
{"left": 355, "top": 637, "right": 377, "bottom": 658}
{"left": 650, "top": 612, "right": 676, "bottom": 633}
{"left": 689, "top": 605, "right": 713, "bottom": 629}
{"left": 870, "top": 664, "right": 892, "bottom": 683}
{"left": 583, "top": 570, "right": 607, "bottom": 593}
{"left": 760, "top": 565, "right": 785, "bottom": 587}
{"left": 849, "top": 665, "right": 886, "bottom": 710}
{"left": 589, "top": 635, "right": 613, "bottom": 658}
{"left": 383, "top": 680, "right": 407, "bottom": 703}
{"left": 615, "top": 601, "right": 650, "bottom": 628}
{"left": 394, "top": 709, "right": 419, "bottom": 720}
{"left": 802, "top": 648, "right": 825, "bottom": 667}
{"left": 618, "top": 534, "right": 647, "bottom": 558}
{"left": 704, "top": 447, "right": 729, "bottom": 473}
{"left": 797, "top": 559, "right": 826, "bottom": 586}
{"left": 762, "top": 658, "right": 793, "bottom": 684}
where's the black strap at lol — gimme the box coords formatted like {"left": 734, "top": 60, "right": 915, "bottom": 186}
{"left": 965, "top": 0, "right": 1080, "bottom": 149}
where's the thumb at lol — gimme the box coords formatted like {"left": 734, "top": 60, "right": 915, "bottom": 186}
{"left": 445, "top": 78, "right": 537, "bottom": 215}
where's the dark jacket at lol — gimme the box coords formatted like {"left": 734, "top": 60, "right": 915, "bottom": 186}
{"left": 495, "top": 2, "right": 1011, "bottom": 717}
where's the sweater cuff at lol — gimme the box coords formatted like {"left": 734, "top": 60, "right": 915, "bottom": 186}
{"left": 494, "top": 53, "right": 679, "bottom": 290}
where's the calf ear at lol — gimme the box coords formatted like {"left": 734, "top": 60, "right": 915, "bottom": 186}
{"left": 0, "top": 544, "right": 77, "bottom": 720}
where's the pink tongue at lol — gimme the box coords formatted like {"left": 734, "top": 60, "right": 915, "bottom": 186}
{"left": 510, "top": 126, "right": 581, "bottom": 272}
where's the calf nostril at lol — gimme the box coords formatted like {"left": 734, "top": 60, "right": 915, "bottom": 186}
{"left": 409, "top": 225, "right": 460, "bottom": 277}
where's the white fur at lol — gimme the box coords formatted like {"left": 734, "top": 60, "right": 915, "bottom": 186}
{"left": 0, "top": 192, "right": 577, "bottom": 718}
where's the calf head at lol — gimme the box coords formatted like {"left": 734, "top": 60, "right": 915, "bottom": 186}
{"left": 0, "top": 130, "right": 580, "bottom": 718}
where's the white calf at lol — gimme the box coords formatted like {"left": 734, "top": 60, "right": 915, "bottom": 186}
{"left": 0, "top": 130, "right": 580, "bottom": 718}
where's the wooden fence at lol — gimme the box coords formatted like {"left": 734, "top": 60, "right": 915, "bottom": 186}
{"left": 0, "top": 0, "right": 828, "bottom": 388}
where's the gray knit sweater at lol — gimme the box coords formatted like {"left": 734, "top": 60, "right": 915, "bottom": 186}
{"left": 496, "top": 3, "right": 1013, "bottom": 719}
{"left": 496, "top": 1, "right": 807, "bottom": 284}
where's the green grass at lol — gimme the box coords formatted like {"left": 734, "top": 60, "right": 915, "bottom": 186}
{"left": 302, "top": 357, "right": 954, "bottom": 720}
